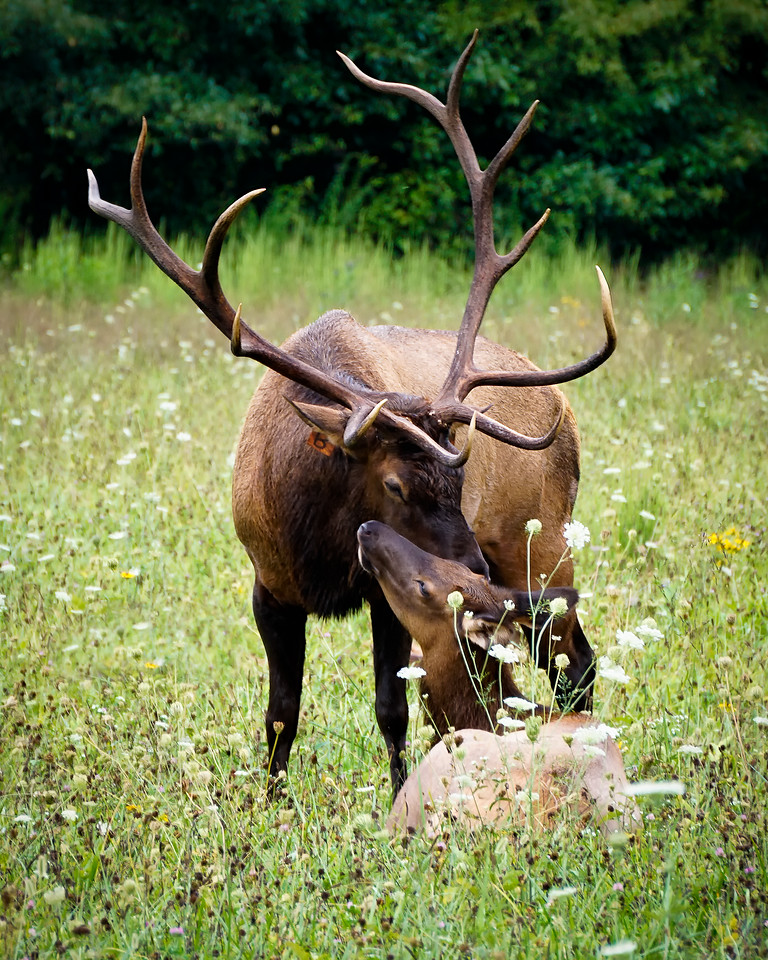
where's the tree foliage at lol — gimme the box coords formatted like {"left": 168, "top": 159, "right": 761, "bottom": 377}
{"left": 2, "top": 0, "right": 767, "bottom": 263}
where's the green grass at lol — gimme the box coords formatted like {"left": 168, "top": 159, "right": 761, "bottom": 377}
{"left": 1, "top": 221, "right": 767, "bottom": 958}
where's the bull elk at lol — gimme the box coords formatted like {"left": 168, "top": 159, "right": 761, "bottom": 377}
{"left": 87, "top": 33, "right": 616, "bottom": 794}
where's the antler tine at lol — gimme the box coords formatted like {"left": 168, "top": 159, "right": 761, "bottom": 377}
{"left": 88, "top": 119, "right": 411, "bottom": 422}
{"left": 342, "top": 36, "right": 618, "bottom": 450}
{"left": 437, "top": 393, "right": 567, "bottom": 450}
{"left": 484, "top": 99, "right": 540, "bottom": 194}
{"left": 88, "top": 117, "right": 262, "bottom": 339}
{"left": 447, "top": 264, "right": 617, "bottom": 396}
{"left": 445, "top": 30, "right": 478, "bottom": 120}
{"left": 201, "top": 190, "right": 266, "bottom": 315}
{"left": 341, "top": 37, "right": 569, "bottom": 446}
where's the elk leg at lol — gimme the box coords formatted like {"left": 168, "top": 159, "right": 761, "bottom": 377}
{"left": 251, "top": 581, "right": 307, "bottom": 782}
{"left": 519, "top": 609, "right": 595, "bottom": 712}
{"left": 549, "top": 611, "right": 595, "bottom": 712}
{"left": 369, "top": 595, "right": 412, "bottom": 796}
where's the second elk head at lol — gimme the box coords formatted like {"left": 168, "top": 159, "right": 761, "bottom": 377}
{"left": 87, "top": 31, "right": 616, "bottom": 796}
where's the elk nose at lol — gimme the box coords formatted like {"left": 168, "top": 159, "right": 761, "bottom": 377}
{"left": 357, "top": 520, "right": 382, "bottom": 543}
{"left": 465, "top": 545, "right": 490, "bottom": 580}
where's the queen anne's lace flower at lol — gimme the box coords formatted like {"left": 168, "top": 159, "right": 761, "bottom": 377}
{"left": 487, "top": 643, "right": 520, "bottom": 664}
{"left": 598, "top": 656, "right": 630, "bottom": 684}
{"left": 396, "top": 665, "right": 426, "bottom": 681}
{"left": 573, "top": 723, "right": 619, "bottom": 745}
{"left": 498, "top": 717, "right": 526, "bottom": 729}
{"left": 636, "top": 620, "right": 664, "bottom": 641}
{"left": 503, "top": 696, "right": 537, "bottom": 712}
{"left": 549, "top": 596, "right": 569, "bottom": 617}
{"left": 616, "top": 629, "right": 644, "bottom": 649}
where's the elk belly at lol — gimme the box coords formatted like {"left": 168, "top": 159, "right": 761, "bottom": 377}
{"left": 387, "top": 725, "right": 642, "bottom": 838}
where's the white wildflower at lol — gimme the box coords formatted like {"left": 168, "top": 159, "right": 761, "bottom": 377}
{"left": 498, "top": 717, "right": 526, "bottom": 730}
{"left": 753, "top": 716, "right": 768, "bottom": 727}
{"left": 108, "top": 530, "right": 129, "bottom": 540}
{"left": 487, "top": 644, "right": 520, "bottom": 664}
{"left": 55, "top": 590, "right": 72, "bottom": 603}
{"left": 626, "top": 780, "right": 685, "bottom": 797}
{"left": 549, "top": 596, "right": 569, "bottom": 617}
{"left": 503, "top": 598, "right": 516, "bottom": 611}
{"left": 616, "top": 629, "right": 645, "bottom": 649}
{"left": 554, "top": 653, "right": 570, "bottom": 670}
{"left": 525, "top": 518, "right": 542, "bottom": 536}
{"left": 678, "top": 745, "right": 703, "bottom": 755}
{"left": 573, "top": 723, "right": 619, "bottom": 745}
{"left": 639, "top": 510, "right": 656, "bottom": 521}
{"left": 600, "top": 941, "right": 637, "bottom": 957}
{"left": 515, "top": 789, "right": 540, "bottom": 803}
{"left": 635, "top": 620, "right": 664, "bottom": 641}
{"left": 503, "top": 696, "right": 538, "bottom": 712}
{"left": 598, "top": 656, "right": 631, "bottom": 684}
{"left": 61, "top": 809, "right": 78, "bottom": 822}
{"left": 43, "top": 886, "right": 66, "bottom": 906}
{"left": 563, "top": 520, "right": 591, "bottom": 550}
{"left": 446, "top": 591, "right": 464, "bottom": 610}
{"left": 397, "top": 665, "right": 426, "bottom": 681}
{"left": 176, "top": 431, "right": 192, "bottom": 442}
{"left": 546, "top": 885, "right": 577, "bottom": 906}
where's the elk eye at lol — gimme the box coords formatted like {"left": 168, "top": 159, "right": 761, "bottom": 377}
{"left": 383, "top": 478, "right": 406, "bottom": 502}
{"left": 415, "top": 579, "right": 431, "bottom": 598}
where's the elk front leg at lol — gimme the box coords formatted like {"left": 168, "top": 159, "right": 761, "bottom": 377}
{"left": 369, "top": 595, "right": 412, "bottom": 797}
{"left": 520, "top": 606, "right": 595, "bottom": 712}
{"left": 252, "top": 581, "right": 307, "bottom": 785}
{"left": 549, "top": 609, "right": 595, "bottom": 712}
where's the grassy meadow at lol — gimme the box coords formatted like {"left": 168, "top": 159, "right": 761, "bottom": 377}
{"left": 1, "top": 220, "right": 767, "bottom": 959}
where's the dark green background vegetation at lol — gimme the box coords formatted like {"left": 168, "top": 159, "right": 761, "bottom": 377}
{"left": 2, "top": 0, "right": 767, "bottom": 265}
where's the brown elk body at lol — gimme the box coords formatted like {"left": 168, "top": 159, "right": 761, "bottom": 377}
{"left": 87, "top": 35, "right": 616, "bottom": 793}
{"left": 357, "top": 519, "right": 579, "bottom": 735}
{"left": 387, "top": 720, "right": 642, "bottom": 838}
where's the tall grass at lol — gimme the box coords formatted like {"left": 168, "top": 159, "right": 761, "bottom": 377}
{"left": 1, "top": 220, "right": 767, "bottom": 958}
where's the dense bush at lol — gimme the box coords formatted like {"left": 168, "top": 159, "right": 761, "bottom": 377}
{"left": 2, "top": 0, "right": 767, "bottom": 264}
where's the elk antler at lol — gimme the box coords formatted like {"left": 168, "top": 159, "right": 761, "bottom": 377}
{"left": 339, "top": 32, "right": 617, "bottom": 443}
{"left": 87, "top": 118, "right": 495, "bottom": 466}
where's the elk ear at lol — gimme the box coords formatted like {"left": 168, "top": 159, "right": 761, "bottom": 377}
{"left": 463, "top": 607, "right": 508, "bottom": 651}
{"left": 285, "top": 398, "right": 350, "bottom": 446}
{"left": 493, "top": 586, "right": 579, "bottom": 627}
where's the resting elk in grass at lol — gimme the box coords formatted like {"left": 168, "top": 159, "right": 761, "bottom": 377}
{"left": 356, "top": 521, "right": 641, "bottom": 837}
{"left": 87, "top": 33, "right": 616, "bottom": 794}
{"left": 388, "top": 722, "right": 642, "bottom": 838}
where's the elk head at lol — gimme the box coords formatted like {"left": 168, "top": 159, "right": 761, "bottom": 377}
{"left": 357, "top": 520, "right": 583, "bottom": 708}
